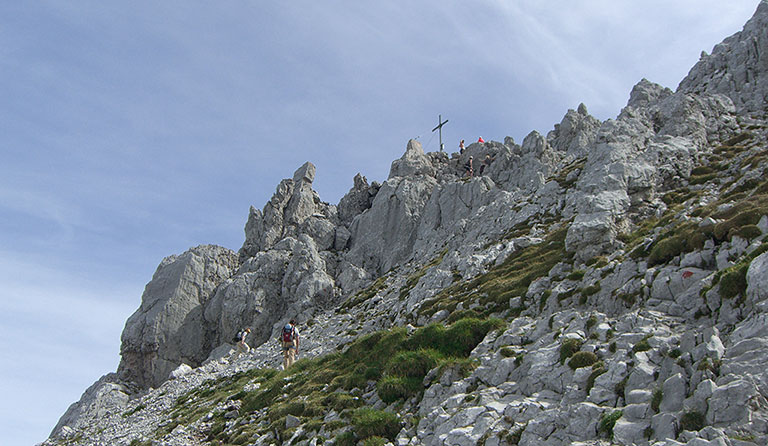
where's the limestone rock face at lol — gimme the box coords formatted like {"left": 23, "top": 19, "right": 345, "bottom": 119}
{"left": 204, "top": 248, "right": 290, "bottom": 348}
{"left": 347, "top": 172, "right": 438, "bottom": 274}
{"left": 118, "top": 245, "right": 238, "bottom": 388}
{"left": 679, "top": 0, "right": 768, "bottom": 114}
{"left": 746, "top": 252, "right": 768, "bottom": 310}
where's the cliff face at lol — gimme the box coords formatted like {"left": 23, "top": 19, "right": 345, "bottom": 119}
{"left": 46, "top": 3, "right": 768, "bottom": 446}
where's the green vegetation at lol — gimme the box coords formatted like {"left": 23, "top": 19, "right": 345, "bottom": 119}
{"left": 598, "top": 410, "right": 623, "bottom": 439}
{"left": 585, "top": 315, "right": 598, "bottom": 331}
{"left": 551, "top": 158, "right": 586, "bottom": 189}
{"left": 539, "top": 290, "right": 551, "bottom": 312}
{"left": 361, "top": 436, "right": 389, "bottom": 446}
{"left": 581, "top": 284, "right": 601, "bottom": 297}
{"left": 559, "top": 338, "right": 583, "bottom": 364}
{"left": 343, "top": 275, "right": 388, "bottom": 309}
{"left": 399, "top": 249, "right": 448, "bottom": 300}
{"left": 566, "top": 270, "right": 585, "bottom": 281}
{"left": 651, "top": 387, "right": 663, "bottom": 413}
{"left": 568, "top": 351, "right": 598, "bottom": 370}
{"left": 614, "top": 376, "right": 628, "bottom": 398}
{"left": 122, "top": 403, "right": 146, "bottom": 418}
{"left": 718, "top": 262, "right": 749, "bottom": 299}
{"left": 351, "top": 408, "right": 401, "bottom": 441}
{"left": 586, "top": 256, "right": 610, "bottom": 268}
{"left": 632, "top": 335, "right": 652, "bottom": 354}
{"left": 680, "top": 410, "right": 706, "bottom": 432}
{"left": 419, "top": 226, "right": 570, "bottom": 320}
{"left": 155, "top": 317, "right": 502, "bottom": 443}
{"left": 586, "top": 361, "right": 607, "bottom": 393}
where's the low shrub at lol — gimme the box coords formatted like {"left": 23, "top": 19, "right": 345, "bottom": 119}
{"left": 648, "top": 235, "right": 686, "bottom": 266}
{"left": 719, "top": 263, "right": 749, "bottom": 299}
{"left": 568, "top": 351, "right": 598, "bottom": 370}
{"left": 500, "top": 347, "right": 517, "bottom": 358}
{"left": 335, "top": 431, "right": 357, "bottom": 446}
{"left": 632, "top": 335, "right": 652, "bottom": 353}
{"left": 586, "top": 315, "right": 598, "bottom": 331}
{"left": 406, "top": 318, "right": 505, "bottom": 358}
{"left": 351, "top": 408, "right": 401, "bottom": 441}
{"left": 581, "top": 284, "right": 601, "bottom": 297}
{"left": 559, "top": 338, "right": 583, "bottom": 364}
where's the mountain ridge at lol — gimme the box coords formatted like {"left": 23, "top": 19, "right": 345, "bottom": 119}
{"left": 44, "top": 2, "right": 768, "bottom": 445}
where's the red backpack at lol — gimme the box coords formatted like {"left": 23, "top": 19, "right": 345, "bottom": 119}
{"left": 282, "top": 324, "right": 295, "bottom": 342}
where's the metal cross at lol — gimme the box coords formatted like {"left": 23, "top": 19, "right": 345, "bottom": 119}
{"left": 432, "top": 114, "right": 449, "bottom": 152}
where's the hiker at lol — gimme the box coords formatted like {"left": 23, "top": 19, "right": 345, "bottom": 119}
{"left": 232, "top": 328, "right": 251, "bottom": 359}
{"left": 477, "top": 136, "right": 485, "bottom": 143}
{"left": 459, "top": 139, "right": 465, "bottom": 154}
{"left": 464, "top": 156, "right": 474, "bottom": 178}
{"left": 280, "top": 319, "right": 300, "bottom": 369}
{"left": 479, "top": 154, "right": 493, "bottom": 175}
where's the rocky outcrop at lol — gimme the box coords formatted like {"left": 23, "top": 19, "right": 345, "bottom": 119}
{"left": 117, "top": 245, "right": 238, "bottom": 388}
{"left": 346, "top": 140, "right": 439, "bottom": 274}
{"left": 679, "top": 0, "right": 768, "bottom": 114}
{"left": 239, "top": 162, "right": 334, "bottom": 260}
{"left": 337, "top": 173, "right": 380, "bottom": 227}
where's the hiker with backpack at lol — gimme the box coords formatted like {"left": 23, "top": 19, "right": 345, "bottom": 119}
{"left": 232, "top": 327, "right": 251, "bottom": 359}
{"left": 280, "top": 319, "right": 300, "bottom": 369}
{"left": 464, "top": 156, "right": 474, "bottom": 178}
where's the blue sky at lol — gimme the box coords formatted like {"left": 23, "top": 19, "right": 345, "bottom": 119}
{"left": 0, "top": 1, "right": 760, "bottom": 444}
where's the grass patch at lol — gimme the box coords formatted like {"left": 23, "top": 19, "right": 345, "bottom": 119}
{"left": 155, "top": 317, "right": 500, "bottom": 442}
{"left": 632, "top": 335, "right": 652, "bottom": 354}
{"left": 399, "top": 249, "right": 448, "bottom": 300}
{"left": 586, "top": 315, "right": 598, "bottom": 331}
{"left": 351, "top": 408, "right": 401, "bottom": 441}
{"left": 377, "top": 375, "right": 423, "bottom": 404}
{"left": 419, "top": 226, "right": 570, "bottom": 320}
{"left": 343, "top": 275, "right": 388, "bottom": 309}
{"left": 651, "top": 387, "right": 663, "bottom": 413}
{"left": 598, "top": 410, "right": 623, "bottom": 440}
{"left": 122, "top": 403, "right": 146, "bottom": 418}
{"left": 552, "top": 158, "right": 586, "bottom": 189}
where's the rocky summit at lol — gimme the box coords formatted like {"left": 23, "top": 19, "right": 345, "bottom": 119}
{"left": 45, "top": 3, "right": 768, "bottom": 446}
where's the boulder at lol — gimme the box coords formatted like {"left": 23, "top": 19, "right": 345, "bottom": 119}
{"left": 389, "top": 139, "right": 435, "bottom": 179}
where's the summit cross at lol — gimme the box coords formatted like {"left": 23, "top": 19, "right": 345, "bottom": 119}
{"left": 432, "top": 114, "right": 449, "bottom": 152}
